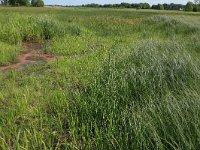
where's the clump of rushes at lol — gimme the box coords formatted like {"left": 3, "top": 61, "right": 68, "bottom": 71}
{"left": 69, "top": 40, "right": 200, "bottom": 149}
{"left": 0, "top": 15, "right": 68, "bottom": 44}
{"left": 151, "top": 15, "right": 200, "bottom": 36}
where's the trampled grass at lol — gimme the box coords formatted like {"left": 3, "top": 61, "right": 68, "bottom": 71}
{"left": 0, "top": 7, "right": 200, "bottom": 149}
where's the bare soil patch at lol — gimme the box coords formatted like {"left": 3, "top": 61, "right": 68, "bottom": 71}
{"left": 0, "top": 41, "right": 54, "bottom": 72}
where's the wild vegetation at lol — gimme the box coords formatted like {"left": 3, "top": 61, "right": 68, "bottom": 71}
{"left": 0, "top": 7, "right": 200, "bottom": 149}
{"left": 0, "top": 0, "right": 44, "bottom": 7}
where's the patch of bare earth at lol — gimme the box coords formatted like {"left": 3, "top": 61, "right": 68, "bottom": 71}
{"left": 0, "top": 41, "right": 54, "bottom": 72}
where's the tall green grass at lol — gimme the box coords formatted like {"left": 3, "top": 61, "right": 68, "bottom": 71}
{"left": 0, "top": 7, "right": 200, "bottom": 149}
{"left": 0, "top": 42, "right": 21, "bottom": 64}
{"left": 67, "top": 40, "right": 200, "bottom": 149}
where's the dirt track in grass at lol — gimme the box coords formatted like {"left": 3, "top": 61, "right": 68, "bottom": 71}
{"left": 0, "top": 41, "right": 54, "bottom": 72}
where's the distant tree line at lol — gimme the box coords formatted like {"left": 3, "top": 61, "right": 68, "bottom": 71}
{"left": 0, "top": 0, "right": 44, "bottom": 7}
{"left": 80, "top": 1, "right": 200, "bottom": 12}
{"left": 151, "top": 3, "right": 185, "bottom": 10}
{"left": 151, "top": 1, "right": 200, "bottom": 12}
{"left": 82, "top": 3, "right": 151, "bottom": 9}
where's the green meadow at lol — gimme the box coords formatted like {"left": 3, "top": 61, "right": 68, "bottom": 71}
{"left": 0, "top": 7, "right": 200, "bottom": 149}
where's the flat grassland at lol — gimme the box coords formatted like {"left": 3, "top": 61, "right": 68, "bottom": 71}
{"left": 0, "top": 7, "right": 200, "bottom": 149}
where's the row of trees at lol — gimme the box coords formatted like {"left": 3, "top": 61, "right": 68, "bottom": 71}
{"left": 185, "top": 1, "right": 200, "bottom": 11}
{"left": 81, "top": 1, "right": 200, "bottom": 12}
{"left": 152, "top": 3, "right": 185, "bottom": 10}
{"left": 0, "top": 0, "right": 44, "bottom": 7}
{"left": 82, "top": 3, "right": 185, "bottom": 11}
{"left": 82, "top": 3, "right": 151, "bottom": 9}
{"left": 152, "top": 1, "right": 200, "bottom": 12}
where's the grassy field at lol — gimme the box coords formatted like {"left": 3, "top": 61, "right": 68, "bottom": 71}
{"left": 0, "top": 7, "right": 200, "bottom": 149}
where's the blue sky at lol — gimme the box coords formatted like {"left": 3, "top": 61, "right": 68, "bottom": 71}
{"left": 44, "top": 0, "right": 189, "bottom": 5}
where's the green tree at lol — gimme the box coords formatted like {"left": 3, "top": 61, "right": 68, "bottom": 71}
{"left": 19, "top": 0, "right": 30, "bottom": 6}
{"left": 8, "top": 0, "right": 30, "bottom": 6}
{"left": 31, "top": 0, "right": 44, "bottom": 7}
{"left": 193, "top": 0, "right": 200, "bottom": 12}
{"left": 140, "top": 3, "right": 150, "bottom": 9}
{"left": 31, "top": 0, "right": 36, "bottom": 5}
{"left": 8, "top": 0, "right": 16, "bottom": 5}
{"left": 185, "top": 2, "right": 194, "bottom": 11}
{"left": 158, "top": 4, "right": 164, "bottom": 10}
